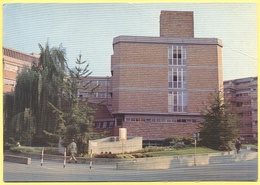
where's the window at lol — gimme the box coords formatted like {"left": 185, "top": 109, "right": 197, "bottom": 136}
{"left": 168, "top": 91, "right": 187, "bottom": 113}
{"left": 168, "top": 68, "right": 187, "bottom": 88}
{"left": 237, "top": 102, "right": 243, "bottom": 107}
{"left": 168, "top": 46, "right": 186, "bottom": 66}
{"left": 109, "top": 122, "right": 114, "bottom": 127}
{"left": 4, "top": 79, "right": 16, "bottom": 86}
{"left": 91, "top": 92, "right": 111, "bottom": 98}
{"left": 4, "top": 63, "right": 18, "bottom": 72}
{"left": 103, "top": 122, "right": 108, "bottom": 128}
{"left": 94, "top": 122, "right": 101, "bottom": 128}
{"left": 116, "top": 118, "right": 123, "bottom": 126}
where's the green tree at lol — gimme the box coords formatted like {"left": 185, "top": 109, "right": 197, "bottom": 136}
{"left": 49, "top": 54, "right": 99, "bottom": 155}
{"left": 36, "top": 43, "right": 67, "bottom": 133}
{"left": 4, "top": 67, "right": 38, "bottom": 145}
{"left": 199, "top": 91, "right": 240, "bottom": 151}
{"left": 3, "top": 43, "right": 68, "bottom": 146}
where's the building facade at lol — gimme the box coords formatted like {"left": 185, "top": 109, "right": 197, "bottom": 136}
{"left": 224, "top": 77, "right": 258, "bottom": 143}
{"left": 80, "top": 11, "right": 223, "bottom": 144}
{"left": 3, "top": 47, "right": 39, "bottom": 93}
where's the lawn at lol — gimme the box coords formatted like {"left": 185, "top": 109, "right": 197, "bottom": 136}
{"left": 146, "top": 147, "right": 220, "bottom": 157}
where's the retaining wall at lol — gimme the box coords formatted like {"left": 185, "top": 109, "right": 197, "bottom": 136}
{"left": 4, "top": 155, "right": 31, "bottom": 165}
{"left": 116, "top": 150, "right": 258, "bottom": 170}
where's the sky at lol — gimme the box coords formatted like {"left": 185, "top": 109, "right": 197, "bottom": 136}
{"left": 3, "top": 3, "right": 258, "bottom": 81}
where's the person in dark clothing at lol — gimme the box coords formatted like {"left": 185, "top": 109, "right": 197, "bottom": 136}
{"left": 235, "top": 139, "right": 242, "bottom": 154}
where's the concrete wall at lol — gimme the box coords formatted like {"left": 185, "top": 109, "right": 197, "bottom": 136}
{"left": 4, "top": 155, "right": 31, "bottom": 165}
{"left": 116, "top": 150, "right": 258, "bottom": 170}
{"left": 88, "top": 137, "right": 142, "bottom": 154}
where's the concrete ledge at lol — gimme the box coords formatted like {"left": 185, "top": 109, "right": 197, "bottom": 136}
{"left": 4, "top": 155, "right": 31, "bottom": 165}
{"left": 116, "top": 151, "right": 257, "bottom": 170}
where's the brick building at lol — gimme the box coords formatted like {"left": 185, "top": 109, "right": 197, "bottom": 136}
{"left": 3, "top": 47, "right": 39, "bottom": 93}
{"left": 4, "top": 11, "right": 256, "bottom": 145}
{"left": 224, "top": 77, "right": 258, "bottom": 143}
{"left": 81, "top": 11, "right": 224, "bottom": 145}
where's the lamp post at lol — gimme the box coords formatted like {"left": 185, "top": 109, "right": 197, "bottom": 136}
{"left": 192, "top": 132, "right": 200, "bottom": 166}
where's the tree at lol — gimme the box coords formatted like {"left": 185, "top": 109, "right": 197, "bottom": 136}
{"left": 3, "top": 43, "right": 68, "bottom": 146}
{"left": 49, "top": 54, "right": 99, "bottom": 155}
{"left": 198, "top": 91, "right": 240, "bottom": 151}
{"left": 36, "top": 43, "right": 67, "bottom": 134}
{"left": 4, "top": 67, "right": 38, "bottom": 146}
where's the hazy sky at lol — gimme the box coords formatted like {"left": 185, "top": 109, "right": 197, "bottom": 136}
{"left": 3, "top": 3, "right": 258, "bottom": 80}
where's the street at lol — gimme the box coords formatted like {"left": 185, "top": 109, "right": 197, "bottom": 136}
{"left": 4, "top": 156, "right": 258, "bottom": 182}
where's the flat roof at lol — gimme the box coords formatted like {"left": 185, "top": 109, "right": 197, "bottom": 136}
{"left": 113, "top": 35, "right": 223, "bottom": 47}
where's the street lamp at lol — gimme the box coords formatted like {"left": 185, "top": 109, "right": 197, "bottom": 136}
{"left": 192, "top": 132, "right": 200, "bottom": 166}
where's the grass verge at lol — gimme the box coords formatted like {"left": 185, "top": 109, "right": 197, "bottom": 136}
{"left": 146, "top": 147, "right": 220, "bottom": 157}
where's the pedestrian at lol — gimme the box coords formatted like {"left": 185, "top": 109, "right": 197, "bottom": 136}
{"left": 68, "top": 139, "right": 78, "bottom": 164}
{"left": 235, "top": 139, "right": 242, "bottom": 154}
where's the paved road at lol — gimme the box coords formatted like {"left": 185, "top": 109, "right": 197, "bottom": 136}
{"left": 4, "top": 156, "right": 258, "bottom": 182}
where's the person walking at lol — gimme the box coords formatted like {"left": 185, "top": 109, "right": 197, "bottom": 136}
{"left": 235, "top": 139, "right": 242, "bottom": 154}
{"left": 68, "top": 139, "right": 78, "bottom": 164}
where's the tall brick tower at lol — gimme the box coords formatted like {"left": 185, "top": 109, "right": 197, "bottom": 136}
{"left": 160, "top": 11, "right": 194, "bottom": 38}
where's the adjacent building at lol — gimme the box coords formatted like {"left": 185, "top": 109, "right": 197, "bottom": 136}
{"left": 3, "top": 47, "right": 39, "bottom": 93}
{"left": 224, "top": 77, "right": 258, "bottom": 143}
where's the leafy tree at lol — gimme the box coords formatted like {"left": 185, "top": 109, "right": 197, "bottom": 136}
{"left": 4, "top": 67, "right": 38, "bottom": 145}
{"left": 4, "top": 43, "right": 68, "bottom": 146}
{"left": 198, "top": 91, "right": 240, "bottom": 151}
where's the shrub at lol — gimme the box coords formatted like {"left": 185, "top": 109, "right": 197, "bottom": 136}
{"left": 132, "top": 153, "right": 144, "bottom": 158}
{"left": 171, "top": 143, "right": 186, "bottom": 149}
{"left": 163, "top": 137, "right": 174, "bottom": 146}
{"left": 132, "top": 153, "right": 153, "bottom": 158}
{"left": 9, "top": 146, "right": 36, "bottom": 154}
{"left": 95, "top": 153, "right": 117, "bottom": 158}
{"left": 116, "top": 154, "right": 135, "bottom": 159}
{"left": 136, "top": 147, "right": 165, "bottom": 153}
{"left": 4, "top": 142, "right": 15, "bottom": 150}
{"left": 181, "top": 137, "right": 193, "bottom": 145}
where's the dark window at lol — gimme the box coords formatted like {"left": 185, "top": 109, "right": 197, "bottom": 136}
{"left": 116, "top": 118, "right": 123, "bottom": 126}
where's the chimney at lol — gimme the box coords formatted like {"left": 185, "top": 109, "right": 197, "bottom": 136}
{"left": 160, "top": 11, "right": 194, "bottom": 38}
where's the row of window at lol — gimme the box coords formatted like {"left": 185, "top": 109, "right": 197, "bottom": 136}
{"left": 238, "top": 111, "right": 252, "bottom": 117}
{"left": 168, "top": 46, "right": 188, "bottom": 114}
{"left": 93, "top": 121, "right": 115, "bottom": 128}
{"left": 79, "top": 92, "right": 112, "bottom": 98}
{"left": 82, "top": 80, "right": 110, "bottom": 87}
{"left": 236, "top": 93, "right": 249, "bottom": 97}
{"left": 236, "top": 101, "right": 253, "bottom": 107}
{"left": 4, "top": 79, "right": 16, "bottom": 86}
{"left": 3, "top": 63, "right": 20, "bottom": 72}
{"left": 125, "top": 117, "right": 197, "bottom": 123}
